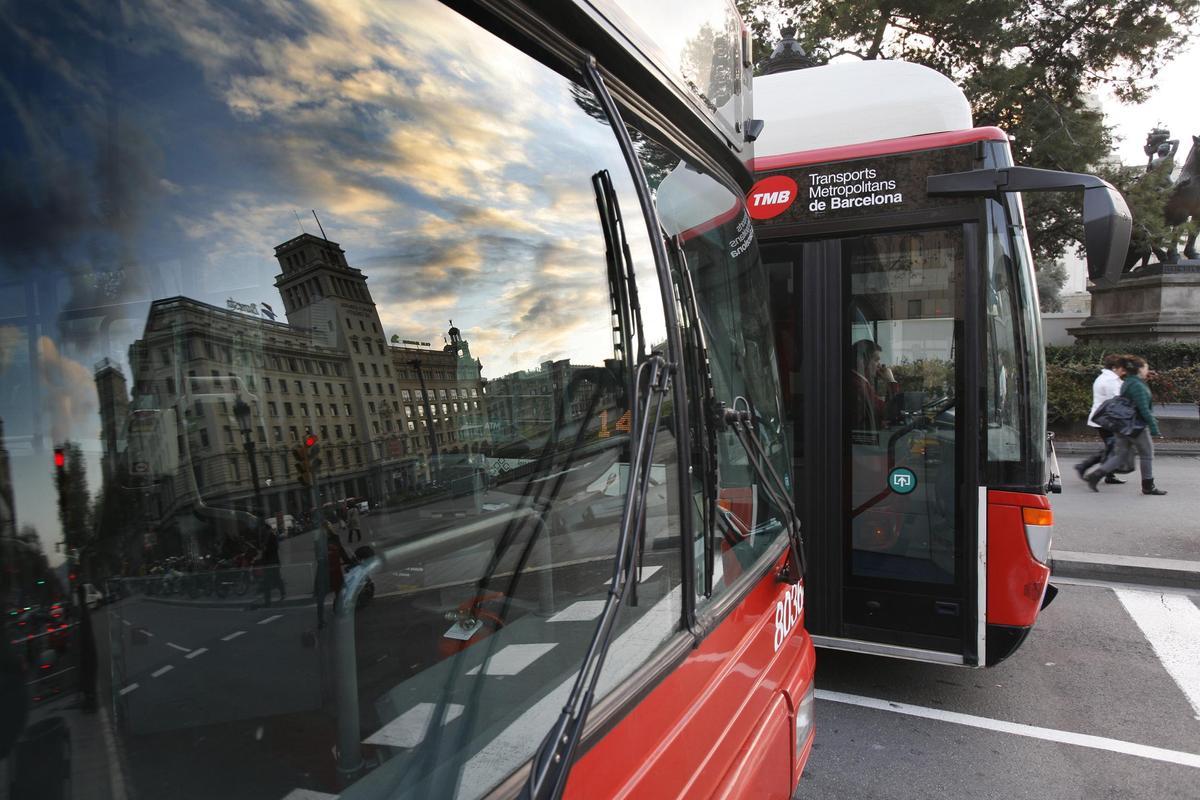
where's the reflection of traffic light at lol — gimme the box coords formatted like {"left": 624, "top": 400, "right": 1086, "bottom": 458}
{"left": 293, "top": 444, "right": 312, "bottom": 487}
{"left": 293, "top": 434, "right": 323, "bottom": 487}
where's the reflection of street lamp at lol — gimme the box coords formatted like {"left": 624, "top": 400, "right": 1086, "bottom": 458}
{"left": 410, "top": 358, "right": 440, "bottom": 481}
{"left": 232, "top": 395, "right": 264, "bottom": 519}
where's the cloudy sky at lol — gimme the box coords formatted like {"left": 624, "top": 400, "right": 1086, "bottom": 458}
{"left": 1103, "top": 40, "right": 1200, "bottom": 167}
{"left": 0, "top": 0, "right": 674, "bottom": 558}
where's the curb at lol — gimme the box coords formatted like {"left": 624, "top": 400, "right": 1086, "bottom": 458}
{"left": 1052, "top": 441, "right": 1200, "bottom": 456}
{"left": 1051, "top": 550, "right": 1200, "bottom": 591}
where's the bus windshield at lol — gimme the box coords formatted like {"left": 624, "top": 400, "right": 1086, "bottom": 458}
{"left": 0, "top": 2, "right": 693, "bottom": 798}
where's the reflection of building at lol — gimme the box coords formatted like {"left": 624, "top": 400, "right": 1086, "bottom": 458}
{"left": 95, "top": 358, "right": 130, "bottom": 486}
{"left": 487, "top": 358, "right": 619, "bottom": 447}
{"left": 115, "top": 234, "right": 487, "bottom": 555}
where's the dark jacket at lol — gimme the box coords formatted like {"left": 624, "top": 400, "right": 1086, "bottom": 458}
{"left": 1120, "top": 375, "right": 1160, "bottom": 436}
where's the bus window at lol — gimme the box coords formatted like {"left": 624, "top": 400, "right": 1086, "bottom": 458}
{"left": 984, "top": 200, "right": 1031, "bottom": 482}
{"left": 647, "top": 143, "right": 792, "bottom": 602}
{"left": 0, "top": 2, "right": 688, "bottom": 797}
{"left": 1009, "top": 193, "right": 1049, "bottom": 488}
{"left": 843, "top": 229, "right": 964, "bottom": 585}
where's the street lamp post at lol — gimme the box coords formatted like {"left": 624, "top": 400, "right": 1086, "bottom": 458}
{"left": 232, "top": 395, "right": 265, "bottom": 520}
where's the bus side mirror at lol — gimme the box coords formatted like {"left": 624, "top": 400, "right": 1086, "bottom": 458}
{"left": 927, "top": 166, "right": 1131, "bottom": 288}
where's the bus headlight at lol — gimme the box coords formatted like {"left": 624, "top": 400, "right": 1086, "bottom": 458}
{"left": 1022, "top": 506, "right": 1053, "bottom": 566}
{"left": 795, "top": 681, "right": 816, "bottom": 759}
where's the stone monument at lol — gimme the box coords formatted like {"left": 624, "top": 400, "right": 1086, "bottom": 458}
{"left": 1070, "top": 129, "right": 1200, "bottom": 344}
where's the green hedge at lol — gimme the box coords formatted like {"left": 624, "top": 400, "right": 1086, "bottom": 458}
{"left": 1045, "top": 342, "right": 1200, "bottom": 370}
{"left": 1045, "top": 343, "right": 1200, "bottom": 424}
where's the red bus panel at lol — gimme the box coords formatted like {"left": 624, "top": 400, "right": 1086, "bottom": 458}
{"left": 565, "top": 553, "right": 816, "bottom": 799}
{"left": 987, "top": 490, "right": 1051, "bottom": 628}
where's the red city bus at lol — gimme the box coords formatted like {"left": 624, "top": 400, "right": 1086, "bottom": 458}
{"left": 746, "top": 56, "right": 1129, "bottom": 666}
{"left": 0, "top": 1, "right": 813, "bottom": 798}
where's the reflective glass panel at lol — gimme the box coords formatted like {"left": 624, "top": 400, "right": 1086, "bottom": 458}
{"left": 843, "top": 229, "right": 963, "bottom": 585}
{"left": 0, "top": 3, "right": 683, "bottom": 798}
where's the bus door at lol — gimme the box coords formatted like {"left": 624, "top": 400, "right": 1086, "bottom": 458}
{"left": 763, "top": 223, "right": 982, "bottom": 665}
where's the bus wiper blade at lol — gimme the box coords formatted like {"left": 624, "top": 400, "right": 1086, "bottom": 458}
{"left": 524, "top": 355, "right": 670, "bottom": 800}
{"left": 720, "top": 404, "right": 806, "bottom": 584}
{"left": 669, "top": 235, "right": 720, "bottom": 596}
{"left": 594, "top": 169, "right": 647, "bottom": 386}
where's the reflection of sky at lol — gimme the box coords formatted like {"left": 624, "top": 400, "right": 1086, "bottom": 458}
{"left": 0, "top": 0, "right": 660, "bottom": 381}
{"left": 0, "top": 0, "right": 668, "bottom": 557}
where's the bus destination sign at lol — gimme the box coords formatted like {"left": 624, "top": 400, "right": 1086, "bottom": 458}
{"left": 750, "top": 143, "right": 979, "bottom": 228}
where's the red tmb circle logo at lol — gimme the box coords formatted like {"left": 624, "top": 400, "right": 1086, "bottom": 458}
{"left": 747, "top": 175, "right": 798, "bottom": 220}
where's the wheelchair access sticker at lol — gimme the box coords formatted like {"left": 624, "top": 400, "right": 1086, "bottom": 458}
{"left": 888, "top": 467, "right": 917, "bottom": 494}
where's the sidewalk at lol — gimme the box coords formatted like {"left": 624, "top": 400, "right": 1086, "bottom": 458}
{"left": 1049, "top": 452, "right": 1200, "bottom": 590}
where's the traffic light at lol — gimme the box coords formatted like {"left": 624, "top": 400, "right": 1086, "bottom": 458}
{"left": 293, "top": 443, "right": 312, "bottom": 487}
{"left": 293, "top": 434, "right": 323, "bottom": 487}
{"left": 53, "top": 448, "right": 66, "bottom": 471}
{"left": 306, "top": 434, "right": 322, "bottom": 477}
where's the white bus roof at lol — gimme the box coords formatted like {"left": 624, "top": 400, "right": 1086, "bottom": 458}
{"left": 754, "top": 60, "right": 973, "bottom": 160}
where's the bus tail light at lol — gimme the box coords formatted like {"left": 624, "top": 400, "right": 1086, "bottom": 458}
{"left": 795, "top": 681, "right": 816, "bottom": 760}
{"left": 1021, "top": 506, "right": 1053, "bottom": 565}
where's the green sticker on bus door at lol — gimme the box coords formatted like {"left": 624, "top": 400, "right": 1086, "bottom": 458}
{"left": 888, "top": 467, "right": 917, "bottom": 494}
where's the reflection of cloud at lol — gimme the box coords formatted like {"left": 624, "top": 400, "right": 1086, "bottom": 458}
{"left": 0, "top": 328, "right": 99, "bottom": 446}
{"left": 2, "top": 0, "right": 650, "bottom": 385}
{"left": 37, "top": 337, "right": 98, "bottom": 444}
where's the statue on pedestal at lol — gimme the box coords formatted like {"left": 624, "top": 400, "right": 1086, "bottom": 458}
{"left": 1123, "top": 130, "right": 1199, "bottom": 270}
{"left": 1163, "top": 135, "right": 1199, "bottom": 262}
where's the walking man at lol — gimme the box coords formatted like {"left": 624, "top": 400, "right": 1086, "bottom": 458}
{"left": 1075, "top": 354, "right": 1127, "bottom": 484}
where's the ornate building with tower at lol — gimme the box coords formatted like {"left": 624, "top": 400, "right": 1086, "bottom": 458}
{"left": 110, "top": 234, "right": 488, "bottom": 557}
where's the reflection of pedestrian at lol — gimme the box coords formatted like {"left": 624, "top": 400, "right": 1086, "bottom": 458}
{"left": 1075, "top": 354, "right": 1127, "bottom": 484}
{"left": 314, "top": 524, "right": 349, "bottom": 628}
{"left": 347, "top": 504, "right": 362, "bottom": 543}
{"left": 259, "top": 527, "right": 285, "bottom": 607}
{"left": 1087, "top": 356, "right": 1167, "bottom": 495}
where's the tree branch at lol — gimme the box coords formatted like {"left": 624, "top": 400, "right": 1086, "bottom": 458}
{"left": 865, "top": 7, "right": 892, "bottom": 60}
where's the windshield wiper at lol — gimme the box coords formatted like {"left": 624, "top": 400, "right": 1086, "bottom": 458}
{"left": 719, "top": 402, "right": 806, "bottom": 584}
{"left": 668, "top": 235, "right": 720, "bottom": 595}
{"left": 524, "top": 51, "right": 681, "bottom": 800}
{"left": 594, "top": 168, "right": 647, "bottom": 405}
{"left": 524, "top": 355, "right": 670, "bottom": 800}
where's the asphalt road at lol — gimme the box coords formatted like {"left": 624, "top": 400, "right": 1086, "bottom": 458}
{"left": 1052, "top": 454, "right": 1200, "bottom": 562}
{"left": 27, "top": 443, "right": 1197, "bottom": 799}
{"left": 800, "top": 580, "right": 1200, "bottom": 799}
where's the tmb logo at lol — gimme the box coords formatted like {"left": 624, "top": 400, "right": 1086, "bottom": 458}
{"left": 747, "top": 175, "right": 798, "bottom": 220}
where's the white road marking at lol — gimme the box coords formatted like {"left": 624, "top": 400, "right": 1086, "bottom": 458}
{"left": 222, "top": 630, "right": 246, "bottom": 641}
{"left": 363, "top": 703, "right": 465, "bottom": 749}
{"left": 466, "top": 643, "right": 557, "bottom": 676}
{"left": 151, "top": 665, "right": 174, "bottom": 678}
{"left": 258, "top": 614, "right": 283, "bottom": 625}
{"left": 1115, "top": 588, "right": 1200, "bottom": 720}
{"left": 818, "top": 690, "right": 1200, "bottom": 769}
{"left": 547, "top": 600, "right": 606, "bottom": 623}
{"left": 166, "top": 642, "right": 190, "bottom": 653}
{"left": 118, "top": 683, "right": 139, "bottom": 696}
{"left": 185, "top": 647, "right": 208, "bottom": 659}
{"left": 604, "top": 564, "right": 661, "bottom": 585}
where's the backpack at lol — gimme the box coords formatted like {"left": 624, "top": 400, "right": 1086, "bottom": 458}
{"left": 1090, "top": 395, "right": 1145, "bottom": 437}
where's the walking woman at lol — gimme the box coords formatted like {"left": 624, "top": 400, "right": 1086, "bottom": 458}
{"left": 1086, "top": 356, "right": 1167, "bottom": 495}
